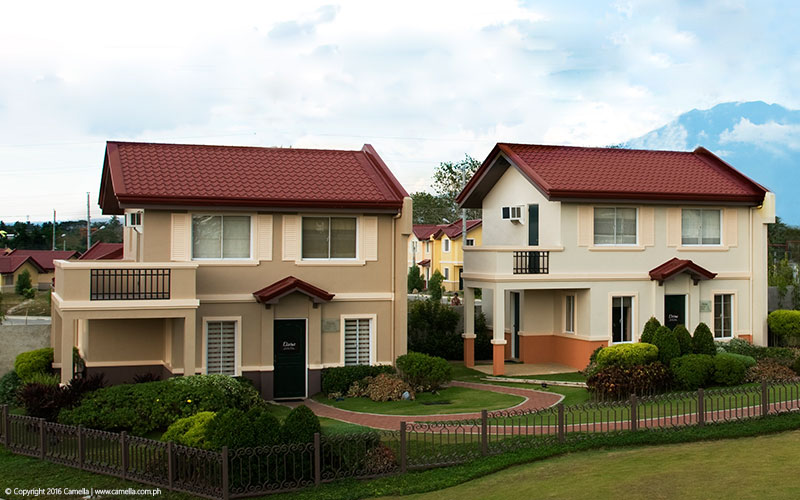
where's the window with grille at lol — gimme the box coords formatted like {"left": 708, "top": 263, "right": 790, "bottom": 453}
{"left": 206, "top": 320, "right": 237, "bottom": 375}
{"left": 344, "top": 318, "right": 371, "bottom": 366}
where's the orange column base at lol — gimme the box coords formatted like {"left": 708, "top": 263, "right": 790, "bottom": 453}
{"left": 463, "top": 336, "right": 475, "bottom": 368}
{"left": 492, "top": 344, "right": 505, "bottom": 376}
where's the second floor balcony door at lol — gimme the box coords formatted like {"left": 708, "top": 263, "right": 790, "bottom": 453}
{"left": 528, "top": 205, "right": 539, "bottom": 246}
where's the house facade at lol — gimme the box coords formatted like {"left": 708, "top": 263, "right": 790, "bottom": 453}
{"left": 52, "top": 141, "right": 411, "bottom": 400}
{"left": 4, "top": 250, "right": 78, "bottom": 290}
{"left": 408, "top": 220, "right": 482, "bottom": 292}
{"left": 0, "top": 255, "right": 44, "bottom": 293}
{"left": 458, "top": 143, "right": 774, "bottom": 375}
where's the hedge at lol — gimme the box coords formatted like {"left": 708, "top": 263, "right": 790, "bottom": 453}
{"left": 595, "top": 343, "right": 658, "bottom": 369}
{"left": 321, "top": 365, "right": 396, "bottom": 396}
{"left": 670, "top": 354, "right": 714, "bottom": 390}
{"left": 395, "top": 352, "right": 452, "bottom": 392}
{"left": 768, "top": 310, "right": 800, "bottom": 341}
{"left": 713, "top": 352, "right": 756, "bottom": 386}
{"left": 14, "top": 348, "right": 54, "bottom": 382}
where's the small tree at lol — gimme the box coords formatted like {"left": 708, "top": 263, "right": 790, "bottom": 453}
{"left": 407, "top": 265, "right": 425, "bottom": 293}
{"left": 640, "top": 317, "right": 661, "bottom": 344}
{"left": 428, "top": 270, "right": 445, "bottom": 302}
{"left": 692, "top": 322, "right": 716, "bottom": 355}
{"left": 15, "top": 269, "right": 32, "bottom": 296}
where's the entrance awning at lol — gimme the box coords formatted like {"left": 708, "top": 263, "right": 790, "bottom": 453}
{"left": 253, "top": 276, "right": 335, "bottom": 305}
{"left": 417, "top": 259, "right": 431, "bottom": 267}
{"left": 649, "top": 258, "right": 716, "bottom": 286}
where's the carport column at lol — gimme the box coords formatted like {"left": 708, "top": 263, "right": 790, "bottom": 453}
{"left": 462, "top": 287, "right": 476, "bottom": 368}
{"left": 60, "top": 313, "right": 75, "bottom": 385}
{"left": 492, "top": 285, "right": 506, "bottom": 376}
{"left": 183, "top": 313, "right": 197, "bottom": 377}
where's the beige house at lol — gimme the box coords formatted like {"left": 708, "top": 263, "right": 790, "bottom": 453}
{"left": 3, "top": 250, "right": 79, "bottom": 291}
{"left": 52, "top": 141, "right": 411, "bottom": 399}
{"left": 458, "top": 143, "right": 774, "bottom": 375}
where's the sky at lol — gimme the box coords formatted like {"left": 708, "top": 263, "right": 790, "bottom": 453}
{"left": 1, "top": 0, "right": 799, "bottom": 222}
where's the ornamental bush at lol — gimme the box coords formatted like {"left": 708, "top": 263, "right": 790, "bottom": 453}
{"left": 162, "top": 411, "right": 216, "bottom": 449}
{"left": 15, "top": 269, "right": 32, "bottom": 296}
{"left": 281, "top": 405, "right": 321, "bottom": 444}
{"left": 428, "top": 270, "right": 444, "bottom": 302}
{"left": 407, "top": 299, "right": 462, "bottom": 360}
{"left": 712, "top": 352, "right": 756, "bottom": 386}
{"left": 673, "top": 325, "right": 693, "bottom": 356}
{"left": 717, "top": 338, "right": 762, "bottom": 358}
{"left": 586, "top": 362, "right": 671, "bottom": 400}
{"left": 640, "top": 317, "right": 661, "bottom": 344}
{"left": 395, "top": 352, "right": 452, "bottom": 392}
{"left": 692, "top": 323, "right": 716, "bottom": 355}
{"left": 651, "top": 326, "right": 681, "bottom": 365}
{"left": 205, "top": 407, "right": 283, "bottom": 450}
{"left": 0, "top": 371, "right": 21, "bottom": 405}
{"left": 321, "top": 365, "right": 395, "bottom": 396}
{"left": 595, "top": 343, "right": 658, "bottom": 369}
{"left": 768, "top": 310, "right": 800, "bottom": 342}
{"left": 670, "top": 354, "right": 715, "bottom": 390}
{"left": 747, "top": 359, "right": 799, "bottom": 383}
{"left": 14, "top": 347, "right": 54, "bottom": 382}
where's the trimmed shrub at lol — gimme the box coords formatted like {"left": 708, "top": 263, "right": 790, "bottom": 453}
{"left": 651, "top": 326, "right": 681, "bottom": 365}
{"left": 407, "top": 265, "right": 425, "bottom": 293}
{"left": 206, "top": 409, "right": 255, "bottom": 450}
{"left": 760, "top": 346, "right": 796, "bottom": 366}
{"left": 586, "top": 362, "right": 672, "bottom": 400}
{"left": 281, "top": 405, "right": 321, "bottom": 444}
{"left": 0, "top": 371, "right": 22, "bottom": 405}
{"left": 251, "top": 408, "right": 282, "bottom": 447}
{"left": 713, "top": 352, "right": 756, "bottom": 386}
{"left": 670, "top": 354, "right": 715, "bottom": 390}
{"left": 321, "top": 365, "right": 395, "bottom": 396}
{"left": 595, "top": 343, "right": 658, "bottom": 369}
{"left": 692, "top": 323, "right": 716, "bottom": 355}
{"left": 589, "top": 346, "right": 604, "bottom": 364}
{"left": 407, "top": 299, "right": 462, "bottom": 360}
{"left": 14, "top": 347, "right": 54, "bottom": 382}
{"left": 640, "top": 317, "right": 661, "bottom": 344}
{"left": 162, "top": 411, "right": 216, "bottom": 449}
{"left": 717, "top": 338, "right": 761, "bottom": 358}
{"left": 747, "top": 359, "right": 799, "bottom": 383}
{"left": 363, "top": 373, "right": 414, "bottom": 402}
{"left": 428, "top": 270, "right": 444, "bottom": 302}
{"left": 768, "top": 310, "right": 800, "bottom": 342}
{"left": 673, "top": 325, "right": 693, "bottom": 356}
{"left": 395, "top": 352, "right": 452, "bottom": 392}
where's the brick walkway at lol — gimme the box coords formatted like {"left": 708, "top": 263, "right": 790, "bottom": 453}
{"left": 281, "top": 381, "right": 563, "bottom": 430}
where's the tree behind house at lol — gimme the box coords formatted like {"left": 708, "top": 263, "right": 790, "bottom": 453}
{"left": 15, "top": 269, "right": 32, "bottom": 296}
{"left": 428, "top": 270, "right": 444, "bottom": 302}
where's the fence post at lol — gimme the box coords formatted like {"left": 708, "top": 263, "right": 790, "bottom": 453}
{"left": 761, "top": 380, "right": 769, "bottom": 417}
{"left": 557, "top": 403, "right": 565, "bottom": 443}
{"left": 120, "top": 431, "right": 128, "bottom": 480}
{"left": 399, "top": 422, "right": 407, "bottom": 474}
{"left": 77, "top": 426, "right": 84, "bottom": 470}
{"left": 697, "top": 388, "right": 705, "bottom": 427}
{"left": 2, "top": 405, "right": 8, "bottom": 447}
{"left": 221, "top": 446, "right": 230, "bottom": 500}
{"left": 629, "top": 394, "right": 638, "bottom": 432}
{"left": 314, "top": 432, "right": 321, "bottom": 486}
{"left": 39, "top": 419, "right": 46, "bottom": 459}
{"left": 481, "top": 409, "right": 488, "bottom": 456}
{"left": 167, "top": 441, "right": 174, "bottom": 490}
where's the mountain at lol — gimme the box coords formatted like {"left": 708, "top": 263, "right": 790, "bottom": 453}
{"left": 623, "top": 101, "right": 800, "bottom": 224}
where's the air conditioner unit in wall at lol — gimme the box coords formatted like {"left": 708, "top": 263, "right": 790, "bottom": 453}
{"left": 501, "top": 206, "right": 523, "bottom": 223}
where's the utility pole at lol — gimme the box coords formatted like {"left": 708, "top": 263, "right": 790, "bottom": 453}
{"left": 52, "top": 210, "right": 56, "bottom": 250}
{"left": 86, "top": 192, "right": 91, "bottom": 250}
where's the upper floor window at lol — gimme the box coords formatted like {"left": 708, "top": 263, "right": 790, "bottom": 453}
{"left": 302, "top": 217, "right": 357, "bottom": 259}
{"left": 412, "top": 241, "right": 418, "bottom": 253}
{"left": 594, "top": 207, "right": 637, "bottom": 245}
{"left": 127, "top": 211, "right": 143, "bottom": 227}
{"left": 682, "top": 209, "right": 721, "bottom": 245}
{"left": 465, "top": 238, "right": 475, "bottom": 247}
{"left": 443, "top": 238, "right": 451, "bottom": 252}
{"left": 192, "top": 215, "right": 251, "bottom": 259}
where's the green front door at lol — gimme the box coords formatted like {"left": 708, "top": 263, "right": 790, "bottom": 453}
{"left": 274, "top": 319, "right": 306, "bottom": 399}
{"left": 664, "top": 295, "right": 686, "bottom": 330}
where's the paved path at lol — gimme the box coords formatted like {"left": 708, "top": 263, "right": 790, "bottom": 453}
{"left": 282, "top": 381, "right": 563, "bottom": 430}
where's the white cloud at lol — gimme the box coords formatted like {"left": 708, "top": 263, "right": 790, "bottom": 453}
{"left": 719, "top": 118, "right": 800, "bottom": 151}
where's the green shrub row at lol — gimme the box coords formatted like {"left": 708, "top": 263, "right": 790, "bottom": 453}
{"left": 671, "top": 352, "right": 757, "bottom": 389}
{"left": 321, "top": 365, "right": 396, "bottom": 396}
{"left": 595, "top": 343, "right": 658, "bottom": 369}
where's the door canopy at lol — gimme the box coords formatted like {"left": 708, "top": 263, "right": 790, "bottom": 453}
{"left": 253, "top": 276, "right": 334, "bottom": 305}
{"left": 649, "top": 258, "right": 716, "bottom": 286}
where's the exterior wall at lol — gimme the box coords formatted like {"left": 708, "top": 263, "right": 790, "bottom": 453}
{"left": 433, "top": 225, "right": 483, "bottom": 293}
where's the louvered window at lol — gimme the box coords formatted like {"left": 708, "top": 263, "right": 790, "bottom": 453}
{"left": 206, "top": 321, "right": 237, "bottom": 375}
{"left": 344, "top": 318, "right": 371, "bottom": 366}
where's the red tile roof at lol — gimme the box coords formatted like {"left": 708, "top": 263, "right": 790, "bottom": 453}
{"left": 649, "top": 258, "right": 717, "bottom": 284}
{"left": 0, "top": 255, "right": 44, "bottom": 274}
{"left": 7, "top": 250, "right": 79, "bottom": 272}
{"left": 458, "top": 143, "right": 768, "bottom": 207}
{"left": 417, "top": 259, "right": 431, "bottom": 267}
{"left": 412, "top": 224, "right": 441, "bottom": 240}
{"left": 252, "top": 276, "right": 334, "bottom": 305}
{"left": 433, "top": 219, "right": 481, "bottom": 239}
{"left": 78, "top": 242, "right": 123, "bottom": 260}
{"left": 100, "top": 142, "right": 408, "bottom": 214}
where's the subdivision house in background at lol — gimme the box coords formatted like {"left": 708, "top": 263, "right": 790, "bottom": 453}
{"left": 79, "top": 242, "right": 124, "bottom": 261}
{"left": 408, "top": 219, "right": 481, "bottom": 292}
{"left": 51, "top": 141, "right": 411, "bottom": 399}
{"left": 457, "top": 143, "right": 774, "bottom": 375}
{"left": 0, "top": 254, "right": 44, "bottom": 293}
{"left": 2, "top": 249, "right": 78, "bottom": 291}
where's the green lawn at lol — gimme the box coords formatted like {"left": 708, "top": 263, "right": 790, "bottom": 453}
{"left": 313, "top": 386, "right": 525, "bottom": 415}
{"left": 379, "top": 429, "right": 800, "bottom": 500}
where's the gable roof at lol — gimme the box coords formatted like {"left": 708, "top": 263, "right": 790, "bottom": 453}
{"left": 252, "top": 276, "right": 335, "bottom": 305}
{"left": 7, "top": 250, "right": 79, "bottom": 272}
{"left": 79, "top": 242, "right": 124, "bottom": 260}
{"left": 649, "top": 258, "right": 717, "bottom": 285}
{"left": 458, "top": 143, "right": 769, "bottom": 208}
{"left": 99, "top": 141, "right": 408, "bottom": 215}
{"left": 0, "top": 255, "right": 44, "bottom": 275}
{"left": 433, "top": 219, "right": 481, "bottom": 239}
{"left": 412, "top": 224, "right": 441, "bottom": 240}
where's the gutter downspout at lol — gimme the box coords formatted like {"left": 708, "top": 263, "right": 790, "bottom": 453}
{"left": 749, "top": 207, "right": 753, "bottom": 341}
{"left": 391, "top": 211, "right": 399, "bottom": 365}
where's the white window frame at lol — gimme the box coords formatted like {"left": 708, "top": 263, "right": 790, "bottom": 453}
{"left": 712, "top": 292, "right": 735, "bottom": 339}
{"left": 681, "top": 208, "right": 723, "bottom": 246}
{"left": 191, "top": 213, "right": 254, "bottom": 261}
{"left": 301, "top": 215, "right": 359, "bottom": 261}
{"left": 443, "top": 238, "right": 451, "bottom": 253}
{"left": 609, "top": 293, "right": 636, "bottom": 344}
{"left": 502, "top": 205, "right": 523, "bottom": 222}
{"left": 202, "top": 316, "right": 242, "bottom": 376}
{"left": 465, "top": 238, "right": 475, "bottom": 247}
{"left": 443, "top": 267, "right": 450, "bottom": 280}
{"left": 593, "top": 207, "right": 638, "bottom": 246}
{"left": 340, "top": 314, "right": 376, "bottom": 366}
{"left": 564, "top": 294, "right": 576, "bottom": 334}
{"left": 126, "top": 210, "right": 143, "bottom": 228}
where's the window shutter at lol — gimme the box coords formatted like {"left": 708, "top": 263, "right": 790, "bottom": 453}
{"left": 206, "top": 321, "right": 236, "bottom": 376}
{"left": 282, "top": 215, "right": 299, "bottom": 261}
{"left": 666, "top": 208, "right": 681, "bottom": 247}
{"left": 724, "top": 208, "right": 738, "bottom": 247}
{"left": 640, "top": 207, "right": 655, "bottom": 246}
{"left": 170, "top": 214, "right": 190, "bottom": 261}
{"left": 577, "top": 206, "right": 592, "bottom": 247}
{"left": 344, "top": 318, "right": 371, "bottom": 365}
{"left": 257, "top": 215, "right": 273, "bottom": 261}
{"left": 364, "top": 216, "right": 378, "bottom": 261}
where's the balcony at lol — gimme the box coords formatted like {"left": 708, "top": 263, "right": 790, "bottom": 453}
{"left": 463, "top": 246, "right": 562, "bottom": 278}
{"left": 90, "top": 268, "right": 171, "bottom": 300}
{"left": 512, "top": 251, "right": 549, "bottom": 274}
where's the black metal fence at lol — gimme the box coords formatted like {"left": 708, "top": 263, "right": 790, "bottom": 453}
{"left": 512, "top": 251, "right": 549, "bottom": 274}
{"left": 90, "top": 268, "right": 171, "bottom": 300}
{"left": 3, "top": 381, "right": 800, "bottom": 499}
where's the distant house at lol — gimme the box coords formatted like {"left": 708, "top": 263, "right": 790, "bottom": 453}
{"left": 79, "top": 242, "right": 124, "bottom": 260}
{"left": 0, "top": 255, "right": 44, "bottom": 293}
{"left": 408, "top": 220, "right": 481, "bottom": 292}
{"left": 5, "top": 250, "right": 79, "bottom": 290}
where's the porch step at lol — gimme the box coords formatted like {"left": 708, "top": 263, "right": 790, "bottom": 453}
{"left": 482, "top": 376, "right": 587, "bottom": 388}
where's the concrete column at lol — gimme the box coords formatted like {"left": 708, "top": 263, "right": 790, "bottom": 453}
{"left": 183, "top": 313, "right": 197, "bottom": 377}
{"left": 492, "top": 285, "right": 506, "bottom": 376}
{"left": 260, "top": 306, "right": 275, "bottom": 368}
{"left": 60, "top": 314, "right": 74, "bottom": 385}
{"left": 462, "top": 287, "right": 476, "bottom": 367}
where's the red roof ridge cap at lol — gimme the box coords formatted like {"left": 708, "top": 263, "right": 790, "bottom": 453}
{"left": 361, "top": 144, "right": 409, "bottom": 200}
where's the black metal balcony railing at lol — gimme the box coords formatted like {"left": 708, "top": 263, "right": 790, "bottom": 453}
{"left": 90, "top": 269, "right": 171, "bottom": 300}
{"left": 513, "top": 251, "right": 549, "bottom": 274}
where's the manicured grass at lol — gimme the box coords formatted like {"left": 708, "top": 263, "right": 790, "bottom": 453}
{"left": 379, "top": 430, "right": 800, "bottom": 500}
{"left": 313, "top": 386, "right": 525, "bottom": 415}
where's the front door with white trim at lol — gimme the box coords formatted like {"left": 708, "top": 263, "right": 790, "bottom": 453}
{"left": 274, "top": 319, "right": 307, "bottom": 399}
